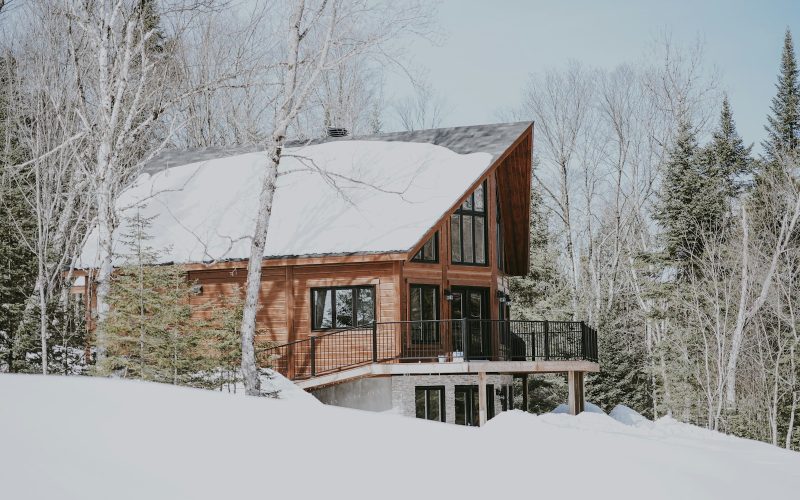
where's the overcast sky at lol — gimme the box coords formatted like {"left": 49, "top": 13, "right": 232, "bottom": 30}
{"left": 385, "top": 0, "right": 799, "bottom": 154}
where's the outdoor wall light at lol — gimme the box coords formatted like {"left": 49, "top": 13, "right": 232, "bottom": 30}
{"left": 444, "top": 289, "right": 454, "bottom": 301}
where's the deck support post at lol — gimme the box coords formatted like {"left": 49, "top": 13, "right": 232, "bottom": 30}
{"left": 520, "top": 374, "right": 529, "bottom": 412}
{"left": 568, "top": 371, "right": 585, "bottom": 415}
{"left": 478, "top": 371, "right": 487, "bottom": 426}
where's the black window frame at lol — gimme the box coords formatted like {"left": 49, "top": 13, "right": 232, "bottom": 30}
{"left": 411, "top": 232, "right": 439, "bottom": 263}
{"left": 409, "top": 284, "right": 440, "bottom": 344}
{"left": 495, "top": 182, "right": 505, "bottom": 272}
{"left": 310, "top": 285, "right": 376, "bottom": 331}
{"left": 450, "top": 181, "right": 489, "bottom": 266}
{"left": 415, "top": 385, "right": 446, "bottom": 422}
{"left": 454, "top": 384, "right": 495, "bottom": 426}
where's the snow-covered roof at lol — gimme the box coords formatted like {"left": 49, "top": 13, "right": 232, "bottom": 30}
{"left": 78, "top": 122, "right": 532, "bottom": 266}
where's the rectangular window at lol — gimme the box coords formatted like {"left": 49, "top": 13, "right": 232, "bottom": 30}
{"left": 415, "top": 386, "right": 445, "bottom": 422}
{"left": 412, "top": 232, "right": 439, "bottom": 263}
{"left": 311, "top": 286, "right": 375, "bottom": 330}
{"left": 409, "top": 284, "right": 439, "bottom": 343}
{"left": 451, "top": 181, "right": 488, "bottom": 266}
{"left": 450, "top": 215, "right": 461, "bottom": 262}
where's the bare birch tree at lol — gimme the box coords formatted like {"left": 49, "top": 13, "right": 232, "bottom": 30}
{"left": 237, "top": 0, "right": 432, "bottom": 395}
{"left": 522, "top": 62, "right": 594, "bottom": 319}
{"left": 2, "top": 3, "right": 91, "bottom": 374}
{"left": 394, "top": 77, "right": 448, "bottom": 132}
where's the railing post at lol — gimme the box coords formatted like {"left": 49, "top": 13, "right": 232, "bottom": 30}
{"left": 310, "top": 335, "right": 316, "bottom": 377}
{"left": 461, "top": 317, "right": 468, "bottom": 360}
{"left": 543, "top": 320, "right": 550, "bottom": 361}
{"left": 372, "top": 322, "right": 378, "bottom": 363}
{"left": 580, "top": 321, "right": 587, "bottom": 360}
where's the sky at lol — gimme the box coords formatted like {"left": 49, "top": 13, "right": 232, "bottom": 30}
{"left": 384, "top": 0, "right": 800, "bottom": 153}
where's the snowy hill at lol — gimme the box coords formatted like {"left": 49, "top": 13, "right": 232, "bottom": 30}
{"left": 1, "top": 375, "right": 799, "bottom": 500}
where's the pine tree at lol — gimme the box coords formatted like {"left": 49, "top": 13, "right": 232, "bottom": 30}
{"left": 97, "top": 212, "right": 210, "bottom": 385}
{"left": 96, "top": 211, "right": 251, "bottom": 388}
{"left": 0, "top": 55, "right": 38, "bottom": 372}
{"left": 655, "top": 119, "right": 725, "bottom": 264}
{"left": 205, "top": 288, "right": 247, "bottom": 391}
{"left": 705, "top": 96, "right": 753, "bottom": 200}
{"left": 762, "top": 29, "right": 799, "bottom": 163}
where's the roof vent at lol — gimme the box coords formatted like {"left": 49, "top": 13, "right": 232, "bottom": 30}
{"left": 326, "top": 127, "right": 349, "bottom": 138}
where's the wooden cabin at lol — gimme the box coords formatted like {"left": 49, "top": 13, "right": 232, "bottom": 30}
{"left": 77, "top": 122, "right": 599, "bottom": 425}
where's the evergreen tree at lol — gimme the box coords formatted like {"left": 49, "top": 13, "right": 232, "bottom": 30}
{"left": 0, "top": 55, "right": 37, "bottom": 372}
{"left": 205, "top": 288, "right": 247, "bottom": 391}
{"left": 655, "top": 119, "right": 725, "bottom": 265}
{"left": 97, "top": 212, "right": 208, "bottom": 385}
{"left": 762, "top": 29, "right": 799, "bottom": 163}
{"left": 96, "top": 211, "right": 247, "bottom": 388}
{"left": 0, "top": 186, "right": 37, "bottom": 372}
{"left": 750, "top": 29, "right": 800, "bottom": 245}
{"left": 704, "top": 95, "right": 753, "bottom": 201}
{"left": 586, "top": 300, "right": 655, "bottom": 418}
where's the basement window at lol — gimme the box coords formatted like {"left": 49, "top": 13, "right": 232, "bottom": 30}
{"left": 311, "top": 286, "right": 375, "bottom": 330}
{"left": 415, "top": 386, "right": 445, "bottom": 422}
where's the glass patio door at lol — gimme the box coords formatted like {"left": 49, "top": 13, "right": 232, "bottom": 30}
{"left": 450, "top": 287, "right": 490, "bottom": 359}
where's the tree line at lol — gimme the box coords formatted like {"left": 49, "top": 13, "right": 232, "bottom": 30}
{"left": 0, "top": 0, "right": 433, "bottom": 390}
{"left": 1, "top": 1, "right": 798, "bottom": 451}
{"left": 511, "top": 31, "right": 800, "bottom": 450}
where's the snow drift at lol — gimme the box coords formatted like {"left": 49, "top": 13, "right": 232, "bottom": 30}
{"left": 1, "top": 375, "right": 799, "bottom": 500}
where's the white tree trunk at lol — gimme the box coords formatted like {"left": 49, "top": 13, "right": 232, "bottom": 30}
{"left": 726, "top": 190, "right": 800, "bottom": 406}
{"left": 94, "top": 177, "right": 114, "bottom": 360}
{"left": 239, "top": 148, "right": 281, "bottom": 395}
{"left": 37, "top": 273, "right": 48, "bottom": 375}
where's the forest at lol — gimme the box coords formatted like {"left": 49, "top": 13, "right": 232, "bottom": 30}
{"left": 1, "top": 0, "right": 799, "bottom": 452}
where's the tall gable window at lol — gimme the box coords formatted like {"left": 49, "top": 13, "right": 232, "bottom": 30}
{"left": 451, "top": 181, "right": 487, "bottom": 265}
{"left": 311, "top": 286, "right": 375, "bottom": 330}
{"left": 412, "top": 232, "right": 438, "bottom": 263}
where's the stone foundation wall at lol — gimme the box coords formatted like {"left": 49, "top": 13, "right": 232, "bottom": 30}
{"left": 390, "top": 373, "right": 513, "bottom": 424}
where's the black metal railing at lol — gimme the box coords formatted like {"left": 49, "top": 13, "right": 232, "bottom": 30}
{"left": 259, "top": 319, "right": 599, "bottom": 381}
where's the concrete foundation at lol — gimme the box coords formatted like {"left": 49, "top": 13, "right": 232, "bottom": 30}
{"left": 311, "top": 377, "right": 393, "bottom": 412}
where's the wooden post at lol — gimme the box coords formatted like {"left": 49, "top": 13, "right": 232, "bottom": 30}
{"left": 478, "top": 371, "right": 487, "bottom": 426}
{"left": 521, "top": 373, "right": 529, "bottom": 412}
{"left": 568, "top": 371, "right": 584, "bottom": 415}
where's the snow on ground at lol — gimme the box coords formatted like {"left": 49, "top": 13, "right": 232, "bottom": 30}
{"left": 609, "top": 404, "right": 653, "bottom": 428}
{"left": 78, "top": 140, "right": 492, "bottom": 266}
{"left": 2, "top": 375, "right": 799, "bottom": 500}
{"left": 552, "top": 401, "right": 605, "bottom": 415}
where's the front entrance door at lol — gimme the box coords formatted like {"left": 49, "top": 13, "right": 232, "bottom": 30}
{"left": 454, "top": 384, "right": 494, "bottom": 426}
{"left": 450, "top": 287, "right": 490, "bottom": 359}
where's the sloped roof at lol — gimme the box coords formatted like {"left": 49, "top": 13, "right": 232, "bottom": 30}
{"left": 78, "top": 122, "right": 532, "bottom": 267}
